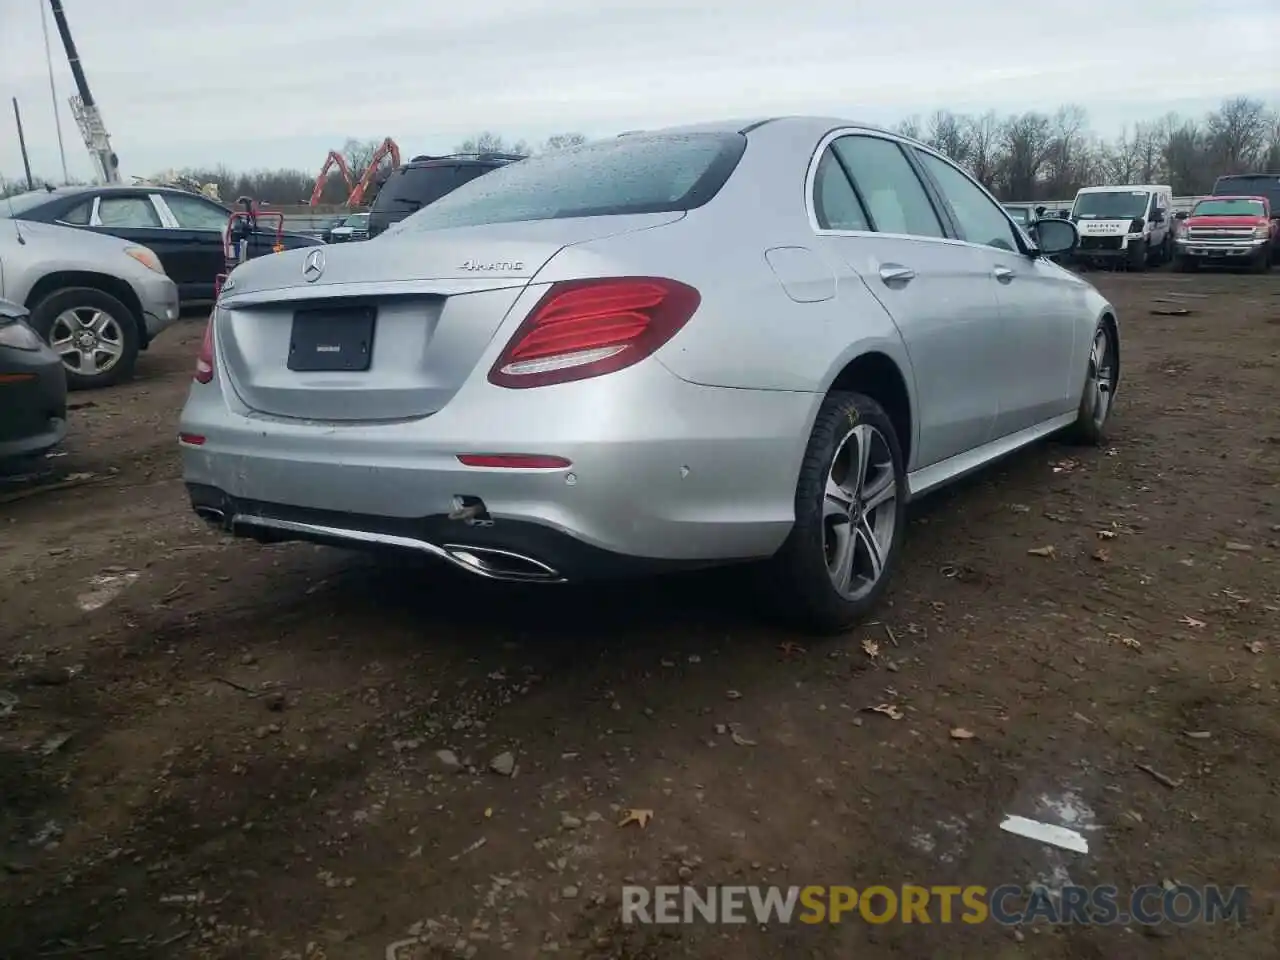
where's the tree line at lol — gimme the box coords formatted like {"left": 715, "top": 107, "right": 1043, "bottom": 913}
{"left": 3, "top": 98, "right": 1277, "bottom": 206}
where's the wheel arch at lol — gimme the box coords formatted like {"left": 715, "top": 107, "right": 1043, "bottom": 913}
{"left": 821, "top": 349, "right": 915, "bottom": 470}
{"left": 24, "top": 271, "right": 148, "bottom": 347}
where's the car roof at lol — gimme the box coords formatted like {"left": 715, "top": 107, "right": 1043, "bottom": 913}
{"left": 633, "top": 116, "right": 901, "bottom": 141}
{"left": 1200, "top": 195, "right": 1268, "bottom": 202}
{"left": 19, "top": 183, "right": 225, "bottom": 202}
{"left": 1076, "top": 184, "right": 1170, "bottom": 194}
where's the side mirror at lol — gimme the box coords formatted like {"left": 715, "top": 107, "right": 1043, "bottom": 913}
{"left": 1034, "top": 205, "right": 1046, "bottom": 217}
{"left": 1175, "top": 211, "right": 1188, "bottom": 220}
{"left": 1150, "top": 210, "right": 1165, "bottom": 223}
{"left": 1032, "top": 217, "right": 1078, "bottom": 257}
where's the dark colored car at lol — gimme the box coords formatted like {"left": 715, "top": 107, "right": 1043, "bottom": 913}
{"left": 365, "top": 153, "right": 524, "bottom": 239}
{"left": 3, "top": 185, "right": 322, "bottom": 306}
{"left": 0, "top": 298, "right": 68, "bottom": 462}
{"left": 1212, "top": 173, "right": 1280, "bottom": 216}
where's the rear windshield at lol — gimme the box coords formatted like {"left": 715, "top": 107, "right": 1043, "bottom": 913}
{"left": 1192, "top": 198, "right": 1266, "bottom": 217}
{"left": 0, "top": 190, "right": 56, "bottom": 218}
{"left": 373, "top": 165, "right": 476, "bottom": 213}
{"left": 397, "top": 133, "right": 747, "bottom": 232}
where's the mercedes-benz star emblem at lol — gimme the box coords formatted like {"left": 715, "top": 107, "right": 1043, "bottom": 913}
{"left": 303, "top": 249, "right": 326, "bottom": 282}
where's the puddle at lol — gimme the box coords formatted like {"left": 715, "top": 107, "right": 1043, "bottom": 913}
{"left": 76, "top": 571, "right": 141, "bottom": 612}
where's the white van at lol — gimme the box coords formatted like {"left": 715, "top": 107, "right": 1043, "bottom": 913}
{"left": 1070, "top": 184, "right": 1174, "bottom": 270}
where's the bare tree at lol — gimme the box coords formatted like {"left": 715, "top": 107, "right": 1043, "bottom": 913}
{"left": 1206, "top": 96, "right": 1269, "bottom": 174}
{"left": 926, "top": 110, "right": 970, "bottom": 164}
{"left": 963, "top": 111, "right": 1003, "bottom": 189}
{"left": 895, "top": 116, "right": 923, "bottom": 141}
{"left": 341, "top": 138, "right": 382, "bottom": 185}
{"left": 454, "top": 131, "right": 531, "bottom": 156}
{"left": 1000, "top": 112, "right": 1052, "bottom": 200}
{"left": 1041, "top": 105, "right": 1093, "bottom": 197}
{"left": 542, "top": 132, "right": 588, "bottom": 152}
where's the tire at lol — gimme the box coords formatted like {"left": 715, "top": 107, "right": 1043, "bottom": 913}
{"left": 765, "top": 392, "right": 908, "bottom": 634}
{"left": 1174, "top": 255, "right": 1197, "bottom": 273}
{"left": 1159, "top": 235, "right": 1173, "bottom": 265}
{"left": 27, "top": 287, "right": 140, "bottom": 390}
{"left": 1250, "top": 245, "right": 1272, "bottom": 274}
{"left": 1127, "top": 240, "right": 1147, "bottom": 272}
{"left": 1064, "top": 320, "right": 1118, "bottom": 446}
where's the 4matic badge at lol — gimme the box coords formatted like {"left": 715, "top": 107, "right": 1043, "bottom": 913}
{"left": 460, "top": 259, "right": 525, "bottom": 272}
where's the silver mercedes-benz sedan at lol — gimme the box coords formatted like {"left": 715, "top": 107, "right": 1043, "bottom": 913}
{"left": 178, "top": 117, "right": 1118, "bottom": 633}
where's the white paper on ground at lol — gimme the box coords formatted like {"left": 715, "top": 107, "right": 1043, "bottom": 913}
{"left": 999, "top": 814, "right": 1089, "bottom": 854}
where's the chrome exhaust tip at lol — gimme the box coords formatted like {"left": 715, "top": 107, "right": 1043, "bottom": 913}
{"left": 444, "top": 545, "right": 562, "bottom": 583}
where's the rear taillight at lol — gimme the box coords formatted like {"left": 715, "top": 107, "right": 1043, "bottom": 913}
{"left": 194, "top": 319, "right": 214, "bottom": 384}
{"left": 488, "top": 277, "right": 700, "bottom": 389}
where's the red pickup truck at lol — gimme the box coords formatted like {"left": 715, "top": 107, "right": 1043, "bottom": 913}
{"left": 1173, "top": 195, "right": 1277, "bottom": 272}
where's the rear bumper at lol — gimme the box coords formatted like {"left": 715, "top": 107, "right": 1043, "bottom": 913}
{"left": 0, "top": 351, "right": 68, "bottom": 460}
{"left": 178, "top": 359, "right": 815, "bottom": 571}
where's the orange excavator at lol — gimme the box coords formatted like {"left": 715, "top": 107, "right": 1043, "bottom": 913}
{"left": 309, "top": 150, "right": 353, "bottom": 207}
{"left": 308, "top": 139, "right": 401, "bottom": 207}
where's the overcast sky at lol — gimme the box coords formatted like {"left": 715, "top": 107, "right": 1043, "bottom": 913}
{"left": 1, "top": 0, "right": 1276, "bottom": 184}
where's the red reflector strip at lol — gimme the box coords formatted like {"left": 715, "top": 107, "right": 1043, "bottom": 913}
{"left": 0, "top": 373, "right": 37, "bottom": 385}
{"left": 457, "top": 454, "right": 571, "bottom": 469}
{"left": 178, "top": 432, "right": 206, "bottom": 446}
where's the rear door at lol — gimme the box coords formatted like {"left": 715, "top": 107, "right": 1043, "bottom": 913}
{"left": 814, "top": 133, "right": 1003, "bottom": 469}
{"left": 912, "top": 148, "right": 1081, "bottom": 437}
{"left": 153, "top": 192, "right": 234, "bottom": 302}
{"left": 87, "top": 192, "right": 176, "bottom": 271}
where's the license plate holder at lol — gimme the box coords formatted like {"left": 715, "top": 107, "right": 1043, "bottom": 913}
{"left": 287, "top": 305, "right": 376, "bottom": 372}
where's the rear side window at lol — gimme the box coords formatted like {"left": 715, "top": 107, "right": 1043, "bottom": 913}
{"left": 812, "top": 148, "right": 870, "bottom": 231}
{"left": 98, "top": 196, "right": 162, "bottom": 228}
{"left": 399, "top": 133, "right": 747, "bottom": 232}
{"left": 61, "top": 200, "right": 92, "bottom": 225}
{"left": 831, "top": 136, "right": 944, "bottom": 238}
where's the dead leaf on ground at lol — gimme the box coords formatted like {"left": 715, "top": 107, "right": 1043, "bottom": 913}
{"left": 1028, "top": 545, "right": 1057, "bottom": 558}
{"left": 1097, "top": 529, "right": 1118, "bottom": 540}
{"left": 729, "top": 728, "right": 757, "bottom": 747}
{"left": 1246, "top": 641, "right": 1265, "bottom": 654}
{"left": 861, "top": 638, "right": 880, "bottom": 660}
{"left": 1121, "top": 637, "right": 1142, "bottom": 650}
{"left": 778, "top": 642, "right": 807, "bottom": 658}
{"left": 618, "top": 808, "right": 654, "bottom": 829}
{"left": 1150, "top": 307, "right": 1191, "bottom": 316}
{"left": 866, "top": 703, "right": 904, "bottom": 720}
{"left": 1179, "top": 615, "right": 1206, "bottom": 629}
{"left": 1051, "top": 459, "right": 1079, "bottom": 474}
{"left": 1092, "top": 548, "right": 1111, "bottom": 562}
{"left": 949, "top": 727, "right": 975, "bottom": 740}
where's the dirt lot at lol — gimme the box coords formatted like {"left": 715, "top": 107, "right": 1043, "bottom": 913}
{"left": 1, "top": 271, "right": 1278, "bottom": 960}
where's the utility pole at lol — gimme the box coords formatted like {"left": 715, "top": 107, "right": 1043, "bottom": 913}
{"left": 12, "top": 99, "right": 36, "bottom": 190}
{"left": 39, "top": 0, "right": 70, "bottom": 183}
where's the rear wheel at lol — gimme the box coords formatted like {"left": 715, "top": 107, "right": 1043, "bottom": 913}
{"left": 1064, "top": 321, "right": 1118, "bottom": 446}
{"left": 766, "top": 392, "right": 907, "bottom": 634}
{"left": 28, "top": 287, "right": 140, "bottom": 390}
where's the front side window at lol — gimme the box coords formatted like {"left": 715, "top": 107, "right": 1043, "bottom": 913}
{"left": 917, "top": 151, "right": 1020, "bottom": 252}
{"left": 830, "top": 136, "right": 944, "bottom": 239}
{"left": 399, "top": 133, "right": 746, "bottom": 232}
{"left": 165, "top": 194, "right": 232, "bottom": 230}
{"left": 97, "top": 196, "right": 162, "bottom": 228}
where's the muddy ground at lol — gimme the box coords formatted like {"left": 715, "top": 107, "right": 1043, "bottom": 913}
{"left": 1, "top": 271, "right": 1277, "bottom": 960}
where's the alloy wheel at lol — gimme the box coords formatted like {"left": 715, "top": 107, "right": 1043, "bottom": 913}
{"left": 50, "top": 307, "right": 125, "bottom": 378}
{"left": 822, "top": 424, "right": 898, "bottom": 600}
{"left": 1087, "top": 326, "right": 1115, "bottom": 429}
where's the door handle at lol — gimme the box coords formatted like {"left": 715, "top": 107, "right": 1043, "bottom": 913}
{"left": 878, "top": 264, "right": 916, "bottom": 284}
{"left": 993, "top": 266, "right": 1015, "bottom": 283}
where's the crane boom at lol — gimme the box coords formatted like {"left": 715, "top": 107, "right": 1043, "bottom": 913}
{"left": 47, "top": 0, "right": 119, "bottom": 183}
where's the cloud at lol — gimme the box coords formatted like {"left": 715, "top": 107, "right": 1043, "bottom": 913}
{"left": 1, "top": 0, "right": 1276, "bottom": 181}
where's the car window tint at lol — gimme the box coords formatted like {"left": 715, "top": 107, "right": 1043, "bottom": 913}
{"left": 916, "top": 151, "right": 1019, "bottom": 252}
{"left": 831, "top": 136, "right": 943, "bottom": 238}
{"left": 812, "top": 148, "right": 870, "bottom": 231}
{"left": 165, "top": 194, "right": 231, "bottom": 230}
{"left": 98, "top": 196, "right": 162, "bottom": 228}
{"left": 61, "top": 200, "right": 92, "bottom": 225}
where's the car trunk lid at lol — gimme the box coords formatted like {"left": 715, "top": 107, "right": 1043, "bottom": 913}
{"left": 214, "top": 214, "right": 681, "bottom": 421}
